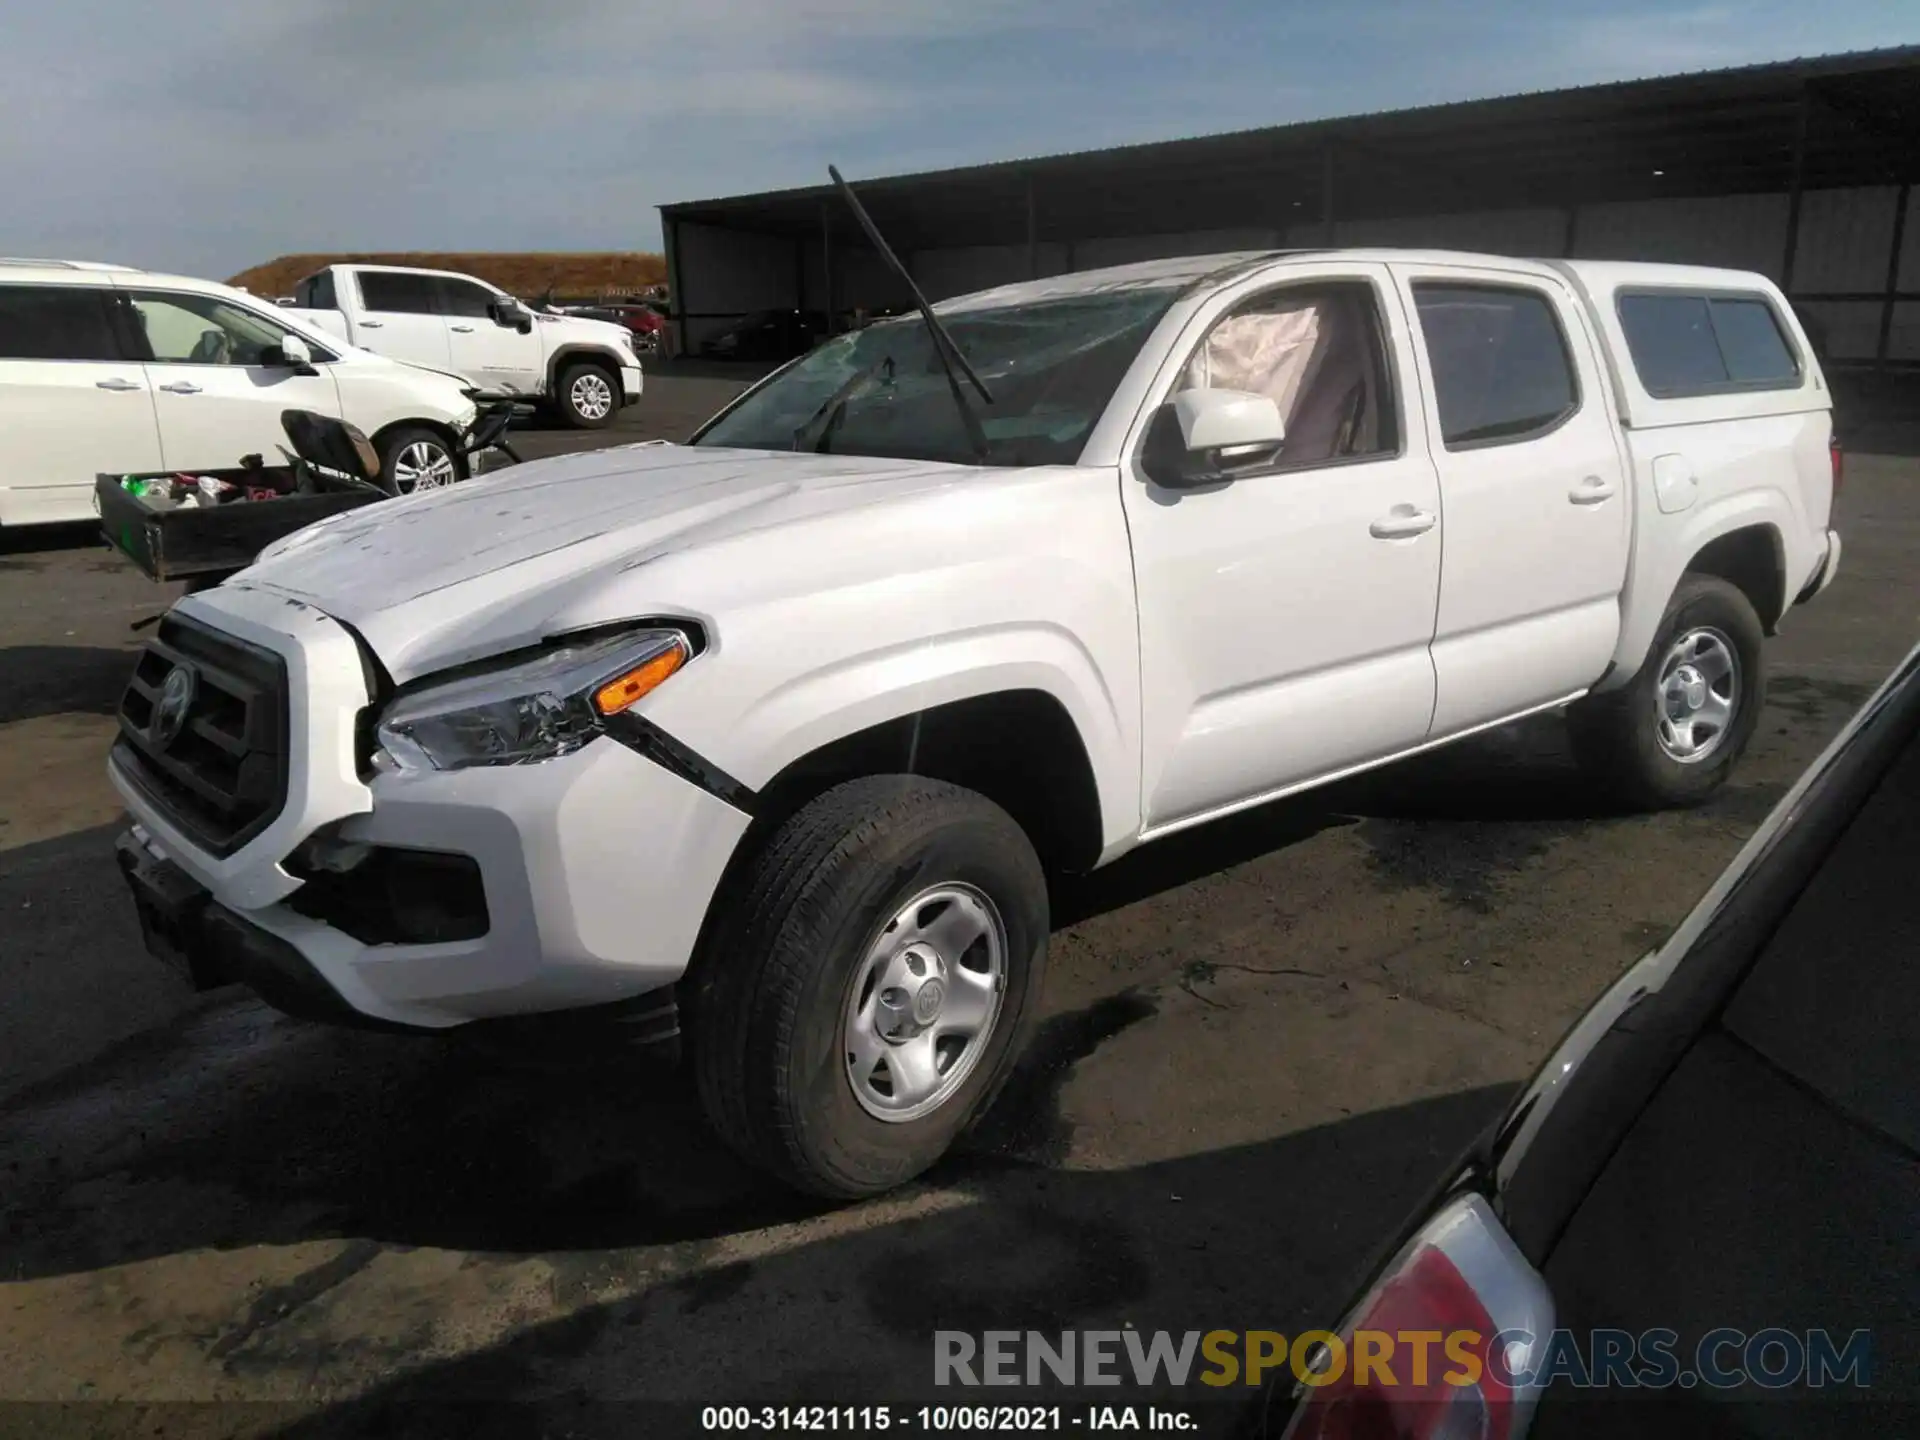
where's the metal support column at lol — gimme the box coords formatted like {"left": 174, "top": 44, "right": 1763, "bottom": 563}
{"left": 1026, "top": 178, "right": 1039, "bottom": 279}
{"left": 1877, "top": 183, "right": 1911, "bottom": 370}
{"left": 1321, "top": 143, "right": 1337, "bottom": 246}
{"left": 1780, "top": 83, "right": 1810, "bottom": 290}
{"left": 820, "top": 202, "right": 836, "bottom": 333}
{"left": 663, "top": 217, "right": 686, "bottom": 357}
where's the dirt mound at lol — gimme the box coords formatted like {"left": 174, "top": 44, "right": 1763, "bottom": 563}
{"left": 229, "top": 252, "right": 667, "bottom": 301}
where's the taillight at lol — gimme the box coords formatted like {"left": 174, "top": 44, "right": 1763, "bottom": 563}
{"left": 1282, "top": 1196, "right": 1554, "bottom": 1440}
{"left": 1830, "top": 436, "right": 1844, "bottom": 501}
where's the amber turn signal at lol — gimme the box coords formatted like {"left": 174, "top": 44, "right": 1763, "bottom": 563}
{"left": 591, "top": 642, "right": 689, "bottom": 716}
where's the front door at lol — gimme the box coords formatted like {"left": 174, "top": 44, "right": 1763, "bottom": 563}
{"left": 1392, "top": 265, "right": 1632, "bottom": 736}
{"left": 350, "top": 270, "right": 454, "bottom": 372}
{"left": 1122, "top": 265, "right": 1444, "bottom": 834}
{"left": 436, "top": 275, "right": 543, "bottom": 396}
{"left": 122, "top": 288, "right": 342, "bottom": 472}
{"left": 0, "top": 282, "right": 163, "bottom": 525}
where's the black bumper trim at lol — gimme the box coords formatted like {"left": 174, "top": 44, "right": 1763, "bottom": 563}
{"left": 1794, "top": 539, "right": 1837, "bottom": 606}
{"left": 115, "top": 833, "right": 421, "bottom": 1034}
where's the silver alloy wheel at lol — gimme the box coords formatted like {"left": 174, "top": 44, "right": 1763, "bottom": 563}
{"left": 570, "top": 370, "right": 615, "bottom": 421}
{"left": 842, "top": 883, "right": 1008, "bottom": 1124}
{"left": 392, "top": 440, "right": 458, "bottom": 493}
{"left": 1654, "top": 625, "right": 1741, "bottom": 764}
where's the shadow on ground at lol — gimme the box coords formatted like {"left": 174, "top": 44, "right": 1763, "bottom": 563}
{"left": 0, "top": 699, "right": 1777, "bottom": 1284}
{"left": 241, "top": 1085, "right": 1509, "bottom": 1437}
{"left": 0, "top": 645, "right": 135, "bottom": 724}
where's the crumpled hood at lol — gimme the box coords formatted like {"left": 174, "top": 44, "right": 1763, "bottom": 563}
{"left": 230, "top": 443, "right": 981, "bottom": 680}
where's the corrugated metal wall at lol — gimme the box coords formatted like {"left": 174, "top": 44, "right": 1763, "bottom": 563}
{"left": 672, "top": 184, "right": 1918, "bottom": 364}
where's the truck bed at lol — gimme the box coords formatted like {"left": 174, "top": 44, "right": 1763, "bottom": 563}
{"left": 96, "top": 471, "right": 380, "bottom": 583}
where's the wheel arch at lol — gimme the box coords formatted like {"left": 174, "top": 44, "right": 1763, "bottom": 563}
{"left": 367, "top": 417, "right": 465, "bottom": 478}
{"left": 1600, "top": 496, "right": 1792, "bottom": 692}
{"left": 547, "top": 345, "right": 629, "bottom": 399}
{"left": 741, "top": 687, "right": 1109, "bottom": 878}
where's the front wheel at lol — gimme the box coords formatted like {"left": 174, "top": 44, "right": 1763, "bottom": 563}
{"left": 685, "top": 777, "right": 1049, "bottom": 1198}
{"left": 555, "top": 361, "right": 619, "bottom": 429}
{"left": 376, "top": 426, "right": 461, "bottom": 496}
{"left": 1568, "top": 574, "right": 1766, "bottom": 809}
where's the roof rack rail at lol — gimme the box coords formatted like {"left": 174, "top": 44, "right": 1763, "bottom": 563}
{"left": 0, "top": 257, "right": 135, "bottom": 272}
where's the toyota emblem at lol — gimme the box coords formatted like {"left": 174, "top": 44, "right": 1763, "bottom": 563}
{"left": 151, "top": 665, "right": 197, "bottom": 749}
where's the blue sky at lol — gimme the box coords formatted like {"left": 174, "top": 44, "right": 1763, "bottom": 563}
{"left": 3, "top": 0, "right": 1912, "bottom": 279}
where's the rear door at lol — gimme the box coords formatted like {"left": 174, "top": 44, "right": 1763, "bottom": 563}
{"left": 350, "top": 270, "right": 453, "bottom": 372}
{"left": 1392, "top": 264, "right": 1632, "bottom": 736}
{"left": 436, "top": 275, "right": 542, "bottom": 396}
{"left": 0, "top": 281, "right": 162, "bottom": 525}
{"left": 122, "top": 287, "right": 342, "bottom": 470}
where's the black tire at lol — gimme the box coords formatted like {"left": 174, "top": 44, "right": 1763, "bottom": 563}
{"left": 375, "top": 425, "right": 461, "bottom": 497}
{"left": 684, "top": 776, "right": 1049, "bottom": 1199}
{"left": 554, "top": 360, "right": 620, "bottom": 429}
{"left": 1568, "top": 574, "right": 1766, "bottom": 809}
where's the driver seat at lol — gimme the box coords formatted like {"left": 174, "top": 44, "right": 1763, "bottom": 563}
{"left": 279, "top": 409, "right": 382, "bottom": 493}
{"left": 188, "top": 328, "right": 232, "bottom": 365}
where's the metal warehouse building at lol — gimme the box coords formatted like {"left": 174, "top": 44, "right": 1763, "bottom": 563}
{"left": 658, "top": 45, "right": 1920, "bottom": 369}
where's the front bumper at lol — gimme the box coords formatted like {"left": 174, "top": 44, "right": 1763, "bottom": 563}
{"left": 109, "top": 589, "right": 751, "bottom": 1031}
{"left": 620, "top": 364, "right": 644, "bottom": 406}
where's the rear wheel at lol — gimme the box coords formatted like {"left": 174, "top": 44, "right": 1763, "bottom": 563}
{"left": 685, "top": 776, "right": 1048, "bottom": 1198}
{"left": 376, "top": 426, "right": 460, "bottom": 496}
{"left": 1569, "top": 574, "right": 1766, "bottom": 808}
{"left": 556, "top": 361, "right": 619, "bottom": 429}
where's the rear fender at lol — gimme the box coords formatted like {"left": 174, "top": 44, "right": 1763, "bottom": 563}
{"left": 1599, "top": 491, "right": 1797, "bottom": 691}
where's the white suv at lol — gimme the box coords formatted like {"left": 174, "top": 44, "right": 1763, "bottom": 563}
{"left": 0, "top": 259, "right": 479, "bottom": 528}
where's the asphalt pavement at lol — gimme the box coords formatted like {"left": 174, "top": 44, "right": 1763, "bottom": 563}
{"left": 0, "top": 368, "right": 1914, "bottom": 1437}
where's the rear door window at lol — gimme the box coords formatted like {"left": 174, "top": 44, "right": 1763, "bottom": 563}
{"left": 1411, "top": 283, "right": 1579, "bottom": 448}
{"left": 0, "top": 284, "right": 124, "bottom": 361}
{"left": 1710, "top": 297, "right": 1799, "bottom": 385}
{"left": 356, "top": 271, "right": 439, "bottom": 315}
{"left": 1616, "top": 289, "right": 1801, "bottom": 397}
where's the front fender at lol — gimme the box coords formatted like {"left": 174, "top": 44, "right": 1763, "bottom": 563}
{"left": 546, "top": 345, "right": 633, "bottom": 397}
{"left": 648, "top": 625, "right": 1140, "bottom": 854}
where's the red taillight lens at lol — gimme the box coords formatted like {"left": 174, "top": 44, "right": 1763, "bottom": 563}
{"left": 1284, "top": 1197, "right": 1554, "bottom": 1440}
{"left": 1830, "top": 436, "right": 1844, "bottom": 500}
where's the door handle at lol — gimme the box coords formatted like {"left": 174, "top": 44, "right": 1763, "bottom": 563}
{"left": 158, "top": 381, "right": 202, "bottom": 395}
{"left": 95, "top": 377, "right": 143, "bottom": 391}
{"left": 450, "top": 324, "right": 475, "bottom": 333}
{"left": 360, "top": 320, "right": 384, "bottom": 329}
{"left": 1569, "top": 475, "right": 1617, "bottom": 505}
{"left": 1369, "top": 505, "right": 1437, "bottom": 540}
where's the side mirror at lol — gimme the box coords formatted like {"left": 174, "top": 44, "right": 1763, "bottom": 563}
{"left": 1174, "top": 388, "right": 1286, "bottom": 452}
{"left": 1142, "top": 389, "right": 1287, "bottom": 488}
{"left": 269, "top": 334, "right": 318, "bottom": 374}
{"left": 490, "top": 299, "right": 534, "bottom": 333}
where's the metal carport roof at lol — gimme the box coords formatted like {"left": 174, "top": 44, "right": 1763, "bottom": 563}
{"left": 660, "top": 46, "right": 1920, "bottom": 252}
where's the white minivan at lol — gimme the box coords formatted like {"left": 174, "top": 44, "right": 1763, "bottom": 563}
{"left": 0, "top": 259, "right": 480, "bottom": 529}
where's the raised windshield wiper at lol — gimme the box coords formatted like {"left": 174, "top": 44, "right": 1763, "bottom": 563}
{"left": 792, "top": 354, "right": 894, "bottom": 453}
{"left": 828, "top": 164, "right": 995, "bottom": 463}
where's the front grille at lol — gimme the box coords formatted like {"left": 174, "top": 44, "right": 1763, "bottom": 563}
{"left": 114, "top": 614, "right": 290, "bottom": 858}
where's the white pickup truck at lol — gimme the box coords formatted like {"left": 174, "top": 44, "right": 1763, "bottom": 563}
{"left": 285, "top": 263, "right": 644, "bottom": 428}
{"left": 110, "top": 248, "right": 1840, "bottom": 1199}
